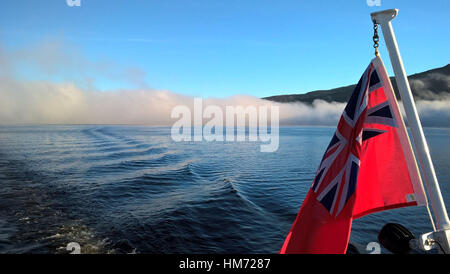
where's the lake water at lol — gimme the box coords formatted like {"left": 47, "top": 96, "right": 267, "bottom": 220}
{"left": 0, "top": 126, "right": 448, "bottom": 253}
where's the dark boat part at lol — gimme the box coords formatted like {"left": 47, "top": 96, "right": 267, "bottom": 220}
{"left": 378, "top": 223, "right": 415, "bottom": 254}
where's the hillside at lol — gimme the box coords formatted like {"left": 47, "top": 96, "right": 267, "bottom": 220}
{"left": 264, "top": 64, "right": 450, "bottom": 103}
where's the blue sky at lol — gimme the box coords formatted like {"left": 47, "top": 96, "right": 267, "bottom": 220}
{"left": 0, "top": 0, "right": 449, "bottom": 97}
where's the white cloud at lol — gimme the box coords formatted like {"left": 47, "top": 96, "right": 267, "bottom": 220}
{"left": 0, "top": 40, "right": 448, "bottom": 127}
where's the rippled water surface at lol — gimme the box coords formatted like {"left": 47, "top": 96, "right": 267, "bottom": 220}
{"left": 0, "top": 126, "right": 449, "bottom": 253}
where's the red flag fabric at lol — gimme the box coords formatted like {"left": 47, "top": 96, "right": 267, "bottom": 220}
{"left": 280, "top": 56, "right": 427, "bottom": 254}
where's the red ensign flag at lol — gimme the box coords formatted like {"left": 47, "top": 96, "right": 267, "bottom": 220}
{"left": 280, "top": 56, "right": 427, "bottom": 254}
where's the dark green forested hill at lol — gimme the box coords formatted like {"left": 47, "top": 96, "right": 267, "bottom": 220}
{"left": 264, "top": 64, "right": 450, "bottom": 103}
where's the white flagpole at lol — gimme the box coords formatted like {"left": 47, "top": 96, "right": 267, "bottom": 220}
{"left": 370, "top": 9, "right": 450, "bottom": 232}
